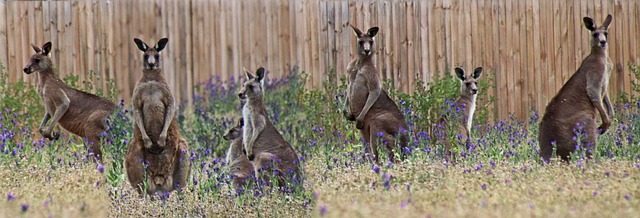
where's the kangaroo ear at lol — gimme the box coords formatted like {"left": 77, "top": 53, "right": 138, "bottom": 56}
{"left": 42, "top": 42, "right": 52, "bottom": 56}
{"left": 472, "top": 67, "right": 483, "bottom": 80}
{"left": 244, "top": 69, "right": 255, "bottom": 80}
{"left": 133, "top": 38, "right": 148, "bottom": 52}
{"left": 31, "top": 44, "right": 42, "bottom": 53}
{"left": 255, "top": 67, "right": 265, "bottom": 82}
{"left": 454, "top": 67, "right": 465, "bottom": 80}
{"left": 155, "top": 38, "right": 169, "bottom": 52}
{"left": 351, "top": 25, "right": 364, "bottom": 37}
{"left": 367, "top": 27, "right": 379, "bottom": 37}
{"left": 602, "top": 14, "right": 613, "bottom": 29}
{"left": 583, "top": 17, "right": 596, "bottom": 31}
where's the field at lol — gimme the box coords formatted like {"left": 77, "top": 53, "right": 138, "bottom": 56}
{"left": 0, "top": 65, "right": 639, "bottom": 217}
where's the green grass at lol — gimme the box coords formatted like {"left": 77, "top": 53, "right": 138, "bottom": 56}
{"left": 0, "top": 64, "right": 639, "bottom": 217}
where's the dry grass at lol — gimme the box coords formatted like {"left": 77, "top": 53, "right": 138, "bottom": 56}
{"left": 309, "top": 159, "right": 640, "bottom": 218}
{"left": 0, "top": 156, "right": 638, "bottom": 217}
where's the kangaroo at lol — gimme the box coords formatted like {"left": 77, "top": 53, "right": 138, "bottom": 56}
{"left": 125, "top": 38, "right": 190, "bottom": 195}
{"left": 342, "top": 25, "right": 409, "bottom": 163}
{"left": 223, "top": 118, "right": 255, "bottom": 190}
{"left": 23, "top": 42, "right": 116, "bottom": 161}
{"left": 238, "top": 67, "right": 302, "bottom": 186}
{"left": 539, "top": 15, "right": 614, "bottom": 164}
{"left": 436, "top": 67, "right": 483, "bottom": 161}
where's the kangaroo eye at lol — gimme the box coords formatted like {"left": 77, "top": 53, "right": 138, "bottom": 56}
{"left": 34, "top": 59, "right": 40, "bottom": 64}
{"left": 143, "top": 54, "right": 149, "bottom": 59}
{"left": 604, "top": 32, "right": 609, "bottom": 37}
{"left": 155, "top": 55, "right": 160, "bottom": 60}
{"left": 592, "top": 33, "right": 598, "bottom": 38}
{"left": 359, "top": 41, "right": 364, "bottom": 46}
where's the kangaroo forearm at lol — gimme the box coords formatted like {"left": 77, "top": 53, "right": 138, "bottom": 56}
{"left": 134, "top": 110, "right": 151, "bottom": 139}
{"left": 46, "top": 104, "right": 69, "bottom": 131}
{"left": 358, "top": 90, "right": 380, "bottom": 119}
{"left": 160, "top": 105, "right": 175, "bottom": 136}
{"left": 596, "top": 105, "right": 609, "bottom": 123}
{"left": 603, "top": 94, "right": 614, "bottom": 117}
{"left": 40, "top": 113, "right": 51, "bottom": 128}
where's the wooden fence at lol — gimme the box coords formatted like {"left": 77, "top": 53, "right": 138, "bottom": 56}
{"left": 0, "top": 0, "right": 638, "bottom": 121}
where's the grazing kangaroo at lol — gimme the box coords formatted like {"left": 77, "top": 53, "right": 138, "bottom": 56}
{"left": 125, "top": 38, "right": 190, "bottom": 195}
{"left": 239, "top": 67, "right": 302, "bottom": 186}
{"left": 539, "top": 15, "right": 614, "bottom": 163}
{"left": 223, "top": 118, "right": 255, "bottom": 190}
{"left": 436, "top": 67, "right": 483, "bottom": 161}
{"left": 23, "top": 42, "right": 116, "bottom": 161}
{"left": 342, "top": 25, "right": 408, "bottom": 163}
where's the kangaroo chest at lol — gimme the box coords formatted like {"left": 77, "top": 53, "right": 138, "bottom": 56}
{"left": 348, "top": 74, "right": 371, "bottom": 115}
{"left": 135, "top": 81, "right": 170, "bottom": 137}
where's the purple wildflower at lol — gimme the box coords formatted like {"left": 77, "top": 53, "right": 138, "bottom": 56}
{"left": 7, "top": 193, "right": 15, "bottom": 201}
{"left": 21, "top": 203, "right": 29, "bottom": 212}
{"left": 372, "top": 165, "right": 380, "bottom": 174}
{"left": 320, "top": 205, "right": 327, "bottom": 216}
{"left": 97, "top": 164, "right": 104, "bottom": 173}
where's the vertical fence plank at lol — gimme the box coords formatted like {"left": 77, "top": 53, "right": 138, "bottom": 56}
{"left": 1, "top": 0, "right": 639, "bottom": 121}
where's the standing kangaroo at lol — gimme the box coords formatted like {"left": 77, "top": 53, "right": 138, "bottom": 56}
{"left": 23, "top": 42, "right": 116, "bottom": 161}
{"left": 436, "top": 67, "right": 483, "bottom": 161}
{"left": 239, "top": 67, "right": 302, "bottom": 185}
{"left": 539, "top": 15, "right": 614, "bottom": 163}
{"left": 342, "top": 25, "right": 409, "bottom": 163}
{"left": 125, "top": 38, "right": 190, "bottom": 195}
{"left": 223, "top": 118, "right": 256, "bottom": 190}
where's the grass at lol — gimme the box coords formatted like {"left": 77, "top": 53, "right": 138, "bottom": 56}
{"left": 0, "top": 64, "right": 639, "bottom": 217}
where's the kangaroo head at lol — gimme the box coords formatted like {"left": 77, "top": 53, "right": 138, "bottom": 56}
{"left": 455, "top": 67, "right": 483, "bottom": 96}
{"left": 133, "top": 38, "right": 169, "bottom": 70}
{"left": 351, "top": 25, "right": 379, "bottom": 56}
{"left": 23, "top": 42, "right": 53, "bottom": 74}
{"left": 238, "top": 67, "right": 265, "bottom": 100}
{"left": 583, "top": 14, "right": 612, "bottom": 48}
{"left": 223, "top": 118, "right": 244, "bottom": 141}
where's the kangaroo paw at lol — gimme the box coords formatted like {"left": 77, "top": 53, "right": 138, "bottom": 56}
{"left": 143, "top": 139, "right": 153, "bottom": 149}
{"left": 356, "top": 120, "right": 365, "bottom": 129}
{"left": 598, "top": 122, "right": 611, "bottom": 134}
{"left": 343, "top": 110, "right": 356, "bottom": 121}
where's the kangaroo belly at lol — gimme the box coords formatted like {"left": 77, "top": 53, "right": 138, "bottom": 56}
{"left": 143, "top": 100, "right": 166, "bottom": 142}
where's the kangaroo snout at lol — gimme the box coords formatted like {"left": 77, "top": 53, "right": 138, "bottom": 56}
{"left": 238, "top": 92, "right": 246, "bottom": 99}
{"left": 599, "top": 40, "right": 607, "bottom": 47}
{"left": 22, "top": 67, "right": 30, "bottom": 73}
{"left": 472, "top": 89, "right": 478, "bottom": 94}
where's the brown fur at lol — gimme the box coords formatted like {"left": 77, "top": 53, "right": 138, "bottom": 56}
{"left": 539, "top": 15, "right": 614, "bottom": 163}
{"left": 223, "top": 118, "right": 255, "bottom": 190}
{"left": 125, "top": 38, "right": 191, "bottom": 195}
{"left": 238, "top": 67, "right": 302, "bottom": 186}
{"left": 23, "top": 42, "right": 116, "bottom": 161}
{"left": 436, "top": 67, "right": 483, "bottom": 161}
{"left": 343, "top": 26, "right": 409, "bottom": 163}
